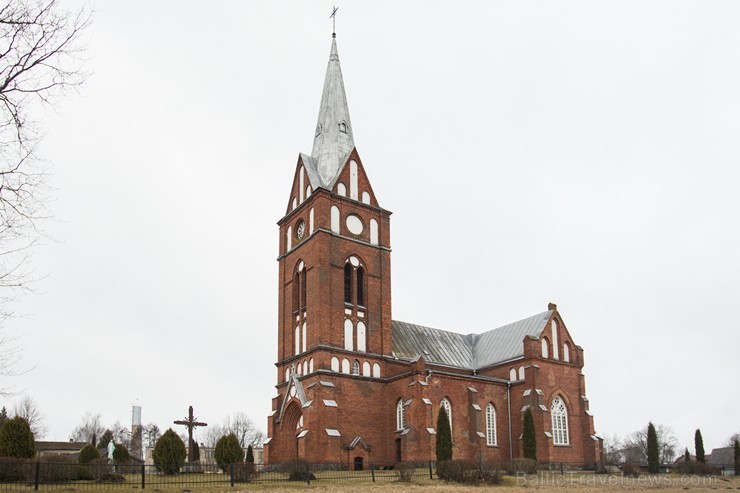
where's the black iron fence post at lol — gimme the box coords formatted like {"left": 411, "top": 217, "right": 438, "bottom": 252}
{"left": 429, "top": 460, "right": 433, "bottom": 479}
{"left": 230, "top": 463, "right": 234, "bottom": 487}
{"left": 560, "top": 462, "right": 564, "bottom": 475}
{"left": 141, "top": 464, "right": 145, "bottom": 489}
{"left": 34, "top": 461, "right": 40, "bottom": 491}
{"left": 370, "top": 463, "right": 375, "bottom": 482}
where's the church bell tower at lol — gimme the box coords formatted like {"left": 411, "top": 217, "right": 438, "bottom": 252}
{"left": 268, "top": 32, "right": 393, "bottom": 462}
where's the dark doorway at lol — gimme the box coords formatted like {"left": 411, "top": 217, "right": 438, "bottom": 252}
{"left": 354, "top": 457, "right": 364, "bottom": 471}
{"left": 395, "top": 438, "right": 402, "bottom": 463}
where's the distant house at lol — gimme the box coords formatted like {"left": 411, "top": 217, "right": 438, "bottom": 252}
{"left": 35, "top": 441, "right": 87, "bottom": 458}
{"left": 707, "top": 447, "right": 735, "bottom": 476}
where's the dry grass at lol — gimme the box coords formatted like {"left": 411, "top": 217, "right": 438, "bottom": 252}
{"left": 1, "top": 471, "right": 737, "bottom": 493}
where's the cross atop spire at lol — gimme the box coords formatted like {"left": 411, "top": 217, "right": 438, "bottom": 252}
{"left": 310, "top": 31, "right": 355, "bottom": 186}
{"left": 330, "top": 6, "right": 338, "bottom": 38}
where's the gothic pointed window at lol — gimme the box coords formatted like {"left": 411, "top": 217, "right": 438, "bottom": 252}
{"left": 542, "top": 337, "right": 550, "bottom": 359}
{"left": 440, "top": 398, "right": 452, "bottom": 436}
{"left": 563, "top": 342, "right": 571, "bottom": 363}
{"left": 300, "top": 268, "right": 307, "bottom": 311}
{"left": 485, "top": 403, "right": 497, "bottom": 446}
{"left": 352, "top": 360, "right": 360, "bottom": 375}
{"left": 396, "top": 399, "right": 405, "bottom": 431}
{"left": 344, "top": 264, "right": 352, "bottom": 304}
{"left": 339, "top": 120, "right": 347, "bottom": 133}
{"left": 356, "top": 266, "right": 365, "bottom": 307}
{"left": 551, "top": 396, "right": 569, "bottom": 445}
{"left": 293, "top": 272, "right": 300, "bottom": 314}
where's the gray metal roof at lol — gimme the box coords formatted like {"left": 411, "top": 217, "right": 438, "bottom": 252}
{"left": 392, "top": 310, "right": 552, "bottom": 370}
{"left": 307, "top": 36, "right": 355, "bottom": 188}
{"left": 707, "top": 447, "right": 734, "bottom": 466}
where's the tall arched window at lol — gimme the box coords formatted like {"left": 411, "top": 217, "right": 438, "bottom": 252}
{"left": 509, "top": 368, "right": 516, "bottom": 381}
{"left": 396, "top": 399, "right": 405, "bottom": 430}
{"left": 541, "top": 338, "right": 550, "bottom": 358}
{"left": 518, "top": 366, "right": 525, "bottom": 381}
{"left": 485, "top": 403, "right": 497, "bottom": 446}
{"left": 292, "top": 271, "right": 300, "bottom": 314}
{"left": 440, "top": 398, "right": 452, "bottom": 436}
{"left": 352, "top": 360, "right": 360, "bottom": 375}
{"left": 356, "top": 267, "right": 365, "bottom": 306}
{"left": 300, "top": 268, "right": 307, "bottom": 311}
{"left": 563, "top": 342, "right": 571, "bottom": 363}
{"left": 551, "top": 396, "right": 569, "bottom": 445}
{"left": 344, "top": 264, "right": 352, "bottom": 304}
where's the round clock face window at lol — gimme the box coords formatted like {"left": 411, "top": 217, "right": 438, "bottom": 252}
{"left": 289, "top": 386, "right": 297, "bottom": 398}
{"left": 346, "top": 214, "right": 363, "bottom": 235}
{"left": 296, "top": 220, "right": 306, "bottom": 239}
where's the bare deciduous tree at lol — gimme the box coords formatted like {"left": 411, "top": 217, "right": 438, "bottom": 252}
{"left": 203, "top": 412, "right": 264, "bottom": 448}
{"left": 70, "top": 411, "right": 104, "bottom": 444}
{"left": 12, "top": 394, "right": 44, "bottom": 438}
{"left": 0, "top": 0, "right": 91, "bottom": 386}
{"left": 143, "top": 423, "right": 160, "bottom": 448}
{"left": 622, "top": 424, "right": 678, "bottom": 465}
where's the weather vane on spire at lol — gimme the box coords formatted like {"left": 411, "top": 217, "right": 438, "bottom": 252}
{"left": 330, "top": 6, "right": 339, "bottom": 37}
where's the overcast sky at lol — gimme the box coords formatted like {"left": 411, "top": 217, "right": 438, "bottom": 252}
{"left": 2, "top": 1, "right": 738, "bottom": 454}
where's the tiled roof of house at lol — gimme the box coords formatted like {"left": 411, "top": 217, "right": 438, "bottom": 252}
{"left": 392, "top": 310, "right": 552, "bottom": 370}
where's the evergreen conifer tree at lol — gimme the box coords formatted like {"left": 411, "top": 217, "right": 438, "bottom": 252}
{"left": 0, "top": 417, "right": 35, "bottom": 458}
{"left": 684, "top": 448, "right": 690, "bottom": 462}
{"left": 694, "top": 429, "right": 705, "bottom": 463}
{"left": 0, "top": 407, "right": 8, "bottom": 429}
{"left": 733, "top": 439, "right": 739, "bottom": 476}
{"left": 435, "top": 406, "right": 452, "bottom": 461}
{"left": 113, "top": 444, "right": 130, "bottom": 464}
{"left": 522, "top": 408, "right": 537, "bottom": 461}
{"left": 153, "top": 428, "right": 187, "bottom": 474}
{"left": 99, "top": 430, "right": 113, "bottom": 450}
{"left": 647, "top": 422, "right": 659, "bottom": 473}
{"left": 214, "top": 433, "right": 244, "bottom": 472}
{"left": 246, "top": 444, "right": 254, "bottom": 463}
{"left": 78, "top": 444, "right": 100, "bottom": 464}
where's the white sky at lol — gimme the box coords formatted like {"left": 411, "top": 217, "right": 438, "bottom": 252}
{"left": 2, "top": 1, "right": 738, "bottom": 455}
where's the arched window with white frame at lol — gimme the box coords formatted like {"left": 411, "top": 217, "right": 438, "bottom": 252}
{"left": 551, "top": 396, "right": 569, "bottom": 445}
{"left": 440, "top": 398, "right": 452, "bottom": 436}
{"left": 509, "top": 368, "right": 516, "bottom": 381}
{"left": 563, "top": 342, "right": 571, "bottom": 363}
{"left": 541, "top": 337, "right": 550, "bottom": 358}
{"left": 396, "top": 399, "right": 405, "bottom": 431}
{"left": 485, "top": 403, "right": 497, "bottom": 446}
{"left": 518, "top": 366, "right": 525, "bottom": 381}
{"left": 352, "top": 360, "right": 360, "bottom": 375}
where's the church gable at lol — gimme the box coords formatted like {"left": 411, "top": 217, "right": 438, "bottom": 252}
{"left": 327, "top": 150, "right": 379, "bottom": 207}
{"left": 284, "top": 154, "right": 320, "bottom": 216}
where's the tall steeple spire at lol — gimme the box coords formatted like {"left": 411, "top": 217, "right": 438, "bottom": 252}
{"left": 310, "top": 34, "right": 355, "bottom": 186}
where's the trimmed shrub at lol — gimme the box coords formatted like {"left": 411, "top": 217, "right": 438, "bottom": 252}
{"left": 232, "top": 462, "right": 256, "bottom": 483}
{"left": 78, "top": 444, "right": 100, "bottom": 464}
{"left": 214, "top": 433, "right": 243, "bottom": 472}
{"left": 37, "top": 454, "right": 76, "bottom": 483}
{"left": 153, "top": 428, "right": 187, "bottom": 474}
{"left": 0, "top": 417, "right": 35, "bottom": 458}
{"left": 522, "top": 408, "right": 536, "bottom": 461}
{"left": 0, "top": 457, "right": 32, "bottom": 482}
{"left": 436, "top": 460, "right": 502, "bottom": 485}
{"left": 395, "top": 462, "right": 414, "bottom": 482}
{"left": 647, "top": 422, "right": 659, "bottom": 473}
{"left": 435, "top": 406, "right": 452, "bottom": 461}
{"left": 676, "top": 461, "right": 720, "bottom": 476}
{"left": 621, "top": 463, "right": 640, "bottom": 477}
{"left": 500, "top": 458, "right": 537, "bottom": 475}
{"left": 281, "top": 458, "right": 315, "bottom": 481}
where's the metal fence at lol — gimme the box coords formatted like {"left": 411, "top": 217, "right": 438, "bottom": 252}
{"left": 0, "top": 460, "right": 435, "bottom": 490}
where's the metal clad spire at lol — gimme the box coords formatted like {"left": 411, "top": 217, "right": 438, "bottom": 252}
{"left": 311, "top": 25, "right": 354, "bottom": 186}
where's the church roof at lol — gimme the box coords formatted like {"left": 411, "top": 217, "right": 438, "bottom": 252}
{"left": 392, "top": 310, "right": 552, "bottom": 370}
{"left": 305, "top": 35, "right": 355, "bottom": 188}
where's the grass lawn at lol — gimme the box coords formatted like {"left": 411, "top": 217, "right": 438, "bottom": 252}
{"left": 2, "top": 471, "right": 737, "bottom": 493}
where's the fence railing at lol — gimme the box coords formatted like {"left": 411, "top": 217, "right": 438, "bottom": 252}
{"left": 0, "top": 460, "right": 435, "bottom": 490}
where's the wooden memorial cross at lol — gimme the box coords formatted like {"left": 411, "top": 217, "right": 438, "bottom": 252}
{"left": 174, "top": 405, "right": 207, "bottom": 462}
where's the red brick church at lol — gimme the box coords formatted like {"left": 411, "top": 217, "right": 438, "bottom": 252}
{"left": 264, "top": 32, "right": 602, "bottom": 467}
